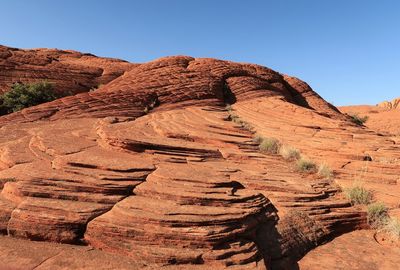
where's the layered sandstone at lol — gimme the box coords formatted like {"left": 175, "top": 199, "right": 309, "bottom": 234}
{"left": 0, "top": 45, "right": 135, "bottom": 95}
{"left": 340, "top": 103, "right": 400, "bottom": 135}
{"left": 0, "top": 49, "right": 399, "bottom": 269}
{"left": 378, "top": 97, "right": 400, "bottom": 109}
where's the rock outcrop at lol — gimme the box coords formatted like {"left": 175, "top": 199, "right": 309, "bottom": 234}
{"left": 0, "top": 47, "right": 400, "bottom": 269}
{"left": 377, "top": 97, "right": 400, "bottom": 109}
{"left": 340, "top": 103, "right": 400, "bottom": 135}
{"left": 0, "top": 45, "right": 135, "bottom": 95}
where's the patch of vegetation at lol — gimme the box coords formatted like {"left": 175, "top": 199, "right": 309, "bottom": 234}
{"left": 385, "top": 218, "right": 400, "bottom": 240}
{"left": 344, "top": 185, "right": 372, "bottom": 205}
{"left": 367, "top": 202, "right": 388, "bottom": 228}
{"left": 259, "top": 137, "right": 280, "bottom": 154}
{"left": 228, "top": 112, "right": 240, "bottom": 123}
{"left": 318, "top": 163, "right": 333, "bottom": 179}
{"left": 0, "top": 81, "right": 60, "bottom": 115}
{"left": 252, "top": 134, "right": 264, "bottom": 144}
{"left": 240, "top": 121, "right": 254, "bottom": 132}
{"left": 226, "top": 110, "right": 254, "bottom": 132}
{"left": 143, "top": 96, "right": 160, "bottom": 114}
{"left": 279, "top": 145, "right": 300, "bottom": 160}
{"left": 348, "top": 113, "right": 369, "bottom": 125}
{"left": 296, "top": 156, "right": 317, "bottom": 172}
{"left": 89, "top": 83, "right": 103, "bottom": 92}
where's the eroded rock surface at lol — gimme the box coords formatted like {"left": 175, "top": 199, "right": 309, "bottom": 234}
{"left": 0, "top": 45, "right": 135, "bottom": 95}
{"left": 340, "top": 104, "right": 400, "bottom": 135}
{"left": 377, "top": 97, "right": 400, "bottom": 110}
{"left": 299, "top": 230, "right": 400, "bottom": 270}
{"left": 0, "top": 51, "right": 399, "bottom": 269}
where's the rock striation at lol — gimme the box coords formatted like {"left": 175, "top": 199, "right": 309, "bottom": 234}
{"left": 0, "top": 45, "right": 135, "bottom": 95}
{"left": 340, "top": 103, "right": 400, "bottom": 135}
{"left": 377, "top": 97, "right": 400, "bottom": 109}
{"left": 0, "top": 46, "right": 399, "bottom": 269}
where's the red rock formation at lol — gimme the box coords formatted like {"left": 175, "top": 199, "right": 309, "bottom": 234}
{"left": 0, "top": 45, "right": 135, "bottom": 95}
{"left": 377, "top": 97, "right": 400, "bottom": 109}
{"left": 0, "top": 49, "right": 399, "bottom": 269}
{"left": 340, "top": 103, "right": 400, "bottom": 135}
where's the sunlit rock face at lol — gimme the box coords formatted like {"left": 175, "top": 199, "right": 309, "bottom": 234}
{"left": 0, "top": 45, "right": 135, "bottom": 95}
{"left": 1, "top": 48, "right": 400, "bottom": 269}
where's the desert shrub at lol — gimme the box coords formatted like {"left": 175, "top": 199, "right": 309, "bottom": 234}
{"left": 279, "top": 145, "right": 300, "bottom": 160}
{"left": 89, "top": 83, "right": 103, "bottom": 92}
{"left": 241, "top": 121, "right": 253, "bottom": 131}
{"left": 385, "top": 218, "right": 400, "bottom": 240}
{"left": 228, "top": 113, "right": 241, "bottom": 123}
{"left": 318, "top": 163, "right": 333, "bottom": 179}
{"left": 252, "top": 134, "right": 263, "bottom": 144}
{"left": 349, "top": 113, "right": 368, "bottom": 125}
{"left": 0, "top": 81, "right": 59, "bottom": 114}
{"left": 259, "top": 137, "right": 280, "bottom": 154}
{"left": 227, "top": 112, "right": 253, "bottom": 131}
{"left": 143, "top": 98, "right": 159, "bottom": 115}
{"left": 0, "top": 96, "right": 7, "bottom": 115}
{"left": 367, "top": 202, "right": 388, "bottom": 227}
{"left": 296, "top": 156, "right": 317, "bottom": 172}
{"left": 344, "top": 185, "right": 372, "bottom": 205}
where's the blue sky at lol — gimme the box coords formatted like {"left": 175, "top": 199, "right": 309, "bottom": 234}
{"left": 1, "top": 0, "right": 399, "bottom": 106}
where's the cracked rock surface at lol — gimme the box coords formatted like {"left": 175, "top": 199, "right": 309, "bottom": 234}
{"left": 0, "top": 46, "right": 400, "bottom": 269}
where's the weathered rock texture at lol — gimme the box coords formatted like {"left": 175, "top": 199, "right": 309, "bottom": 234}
{"left": 340, "top": 102, "right": 400, "bottom": 135}
{"left": 377, "top": 97, "right": 400, "bottom": 110}
{"left": 0, "top": 45, "right": 135, "bottom": 95}
{"left": 299, "top": 230, "right": 400, "bottom": 270}
{"left": 0, "top": 46, "right": 400, "bottom": 269}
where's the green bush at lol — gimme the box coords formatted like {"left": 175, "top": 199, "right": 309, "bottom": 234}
{"left": 259, "top": 137, "right": 280, "bottom": 154}
{"left": 349, "top": 113, "right": 368, "bottom": 125}
{"left": 296, "top": 156, "right": 317, "bottom": 172}
{"left": 0, "top": 96, "right": 8, "bottom": 115}
{"left": 367, "top": 202, "right": 388, "bottom": 227}
{"left": 344, "top": 185, "right": 372, "bottom": 205}
{"left": 279, "top": 145, "right": 300, "bottom": 160}
{"left": 0, "top": 81, "right": 59, "bottom": 115}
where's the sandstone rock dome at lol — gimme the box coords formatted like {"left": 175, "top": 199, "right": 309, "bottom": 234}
{"left": 378, "top": 97, "right": 400, "bottom": 109}
{"left": 1, "top": 46, "right": 400, "bottom": 269}
{"left": 0, "top": 45, "right": 135, "bottom": 95}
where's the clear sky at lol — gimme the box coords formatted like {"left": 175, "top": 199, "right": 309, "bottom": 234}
{"left": 1, "top": 0, "right": 399, "bottom": 106}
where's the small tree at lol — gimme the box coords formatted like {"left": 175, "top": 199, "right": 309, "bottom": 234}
{"left": 0, "top": 81, "right": 59, "bottom": 114}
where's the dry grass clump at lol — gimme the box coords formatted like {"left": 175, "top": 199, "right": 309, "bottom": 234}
{"left": 344, "top": 185, "right": 372, "bottom": 205}
{"left": 259, "top": 137, "right": 280, "bottom": 154}
{"left": 225, "top": 109, "right": 255, "bottom": 133}
{"left": 240, "top": 121, "right": 254, "bottom": 132}
{"left": 318, "top": 163, "right": 333, "bottom": 179}
{"left": 385, "top": 218, "right": 400, "bottom": 240}
{"left": 296, "top": 156, "right": 317, "bottom": 172}
{"left": 252, "top": 134, "right": 264, "bottom": 144}
{"left": 367, "top": 202, "right": 388, "bottom": 228}
{"left": 279, "top": 145, "right": 300, "bottom": 160}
